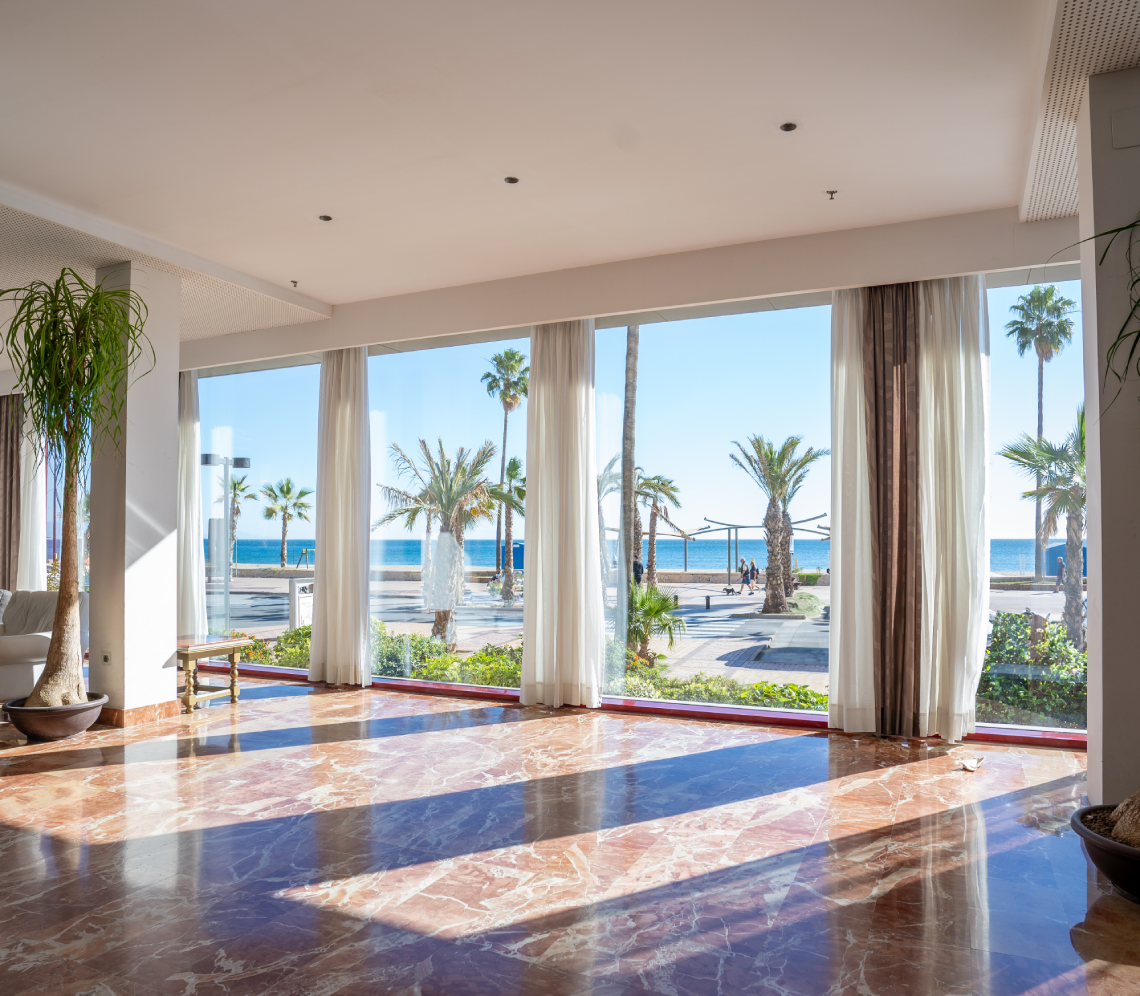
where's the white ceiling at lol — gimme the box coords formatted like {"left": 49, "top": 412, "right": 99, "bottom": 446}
{"left": 0, "top": 0, "right": 1057, "bottom": 308}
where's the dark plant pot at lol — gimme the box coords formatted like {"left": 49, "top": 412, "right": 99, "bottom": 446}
{"left": 1072, "top": 805, "right": 1140, "bottom": 903}
{"left": 3, "top": 694, "right": 108, "bottom": 741}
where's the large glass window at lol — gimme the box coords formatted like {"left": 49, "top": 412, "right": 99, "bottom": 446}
{"left": 367, "top": 339, "right": 529, "bottom": 689}
{"left": 983, "top": 279, "right": 1086, "bottom": 730}
{"left": 197, "top": 364, "right": 319, "bottom": 667}
{"left": 598, "top": 308, "right": 832, "bottom": 714}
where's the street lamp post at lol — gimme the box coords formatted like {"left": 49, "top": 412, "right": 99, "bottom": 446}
{"left": 202, "top": 454, "right": 250, "bottom": 632}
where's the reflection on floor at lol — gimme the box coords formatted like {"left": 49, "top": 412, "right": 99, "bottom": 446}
{"left": 0, "top": 680, "right": 1133, "bottom": 995}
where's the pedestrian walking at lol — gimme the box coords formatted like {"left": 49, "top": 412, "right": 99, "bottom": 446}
{"left": 738, "top": 557, "right": 754, "bottom": 595}
{"left": 1054, "top": 556, "right": 1065, "bottom": 593}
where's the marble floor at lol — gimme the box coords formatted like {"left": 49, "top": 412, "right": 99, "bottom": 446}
{"left": 0, "top": 680, "right": 1136, "bottom": 995}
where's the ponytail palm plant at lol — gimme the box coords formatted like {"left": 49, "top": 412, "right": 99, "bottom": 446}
{"left": 1, "top": 268, "right": 152, "bottom": 707}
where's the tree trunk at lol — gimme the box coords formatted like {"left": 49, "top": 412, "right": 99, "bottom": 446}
{"left": 26, "top": 440, "right": 85, "bottom": 707}
{"left": 280, "top": 514, "right": 288, "bottom": 568}
{"left": 762, "top": 496, "right": 788, "bottom": 613}
{"left": 496, "top": 406, "right": 508, "bottom": 571}
{"left": 646, "top": 503, "right": 658, "bottom": 588}
{"left": 782, "top": 508, "right": 795, "bottom": 597}
{"left": 423, "top": 513, "right": 433, "bottom": 584}
{"left": 598, "top": 502, "right": 610, "bottom": 587}
{"left": 502, "top": 503, "right": 515, "bottom": 602}
{"left": 1034, "top": 354, "right": 1044, "bottom": 580}
{"left": 1063, "top": 508, "right": 1084, "bottom": 647}
{"left": 617, "top": 325, "right": 639, "bottom": 644}
{"left": 633, "top": 505, "right": 643, "bottom": 584}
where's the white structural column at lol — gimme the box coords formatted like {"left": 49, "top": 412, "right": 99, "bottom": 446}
{"left": 177, "top": 371, "right": 207, "bottom": 636}
{"left": 16, "top": 421, "right": 46, "bottom": 590}
{"left": 521, "top": 319, "right": 604, "bottom": 708}
{"left": 309, "top": 346, "right": 371, "bottom": 686}
{"left": 828, "top": 289, "right": 877, "bottom": 732}
{"left": 1078, "top": 66, "right": 1140, "bottom": 804}
{"left": 89, "top": 263, "right": 181, "bottom": 719}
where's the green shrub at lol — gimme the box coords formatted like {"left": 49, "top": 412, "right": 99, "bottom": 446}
{"left": 370, "top": 619, "right": 451, "bottom": 676}
{"left": 787, "top": 591, "right": 823, "bottom": 616}
{"left": 797, "top": 572, "right": 822, "bottom": 585}
{"left": 235, "top": 631, "right": 278, "bottom": 666}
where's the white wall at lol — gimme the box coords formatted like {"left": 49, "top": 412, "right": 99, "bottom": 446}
{"left": 89, "top": 263, "right": 181, "bottom": 713}
{"left": 182, "top": 207, "right": 1078, "bottom": 370}
{"left": 1079, "top": 66, "right": 1140, "bottom": 805}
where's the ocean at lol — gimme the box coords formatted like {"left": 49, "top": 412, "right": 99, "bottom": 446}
{"left": 221, "top": 536, "right": 1058, "bottom": 573}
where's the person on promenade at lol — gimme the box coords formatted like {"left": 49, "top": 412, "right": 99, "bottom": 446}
{"left": 749, "top": 558, "right": 760, "bottom": 590}
{"left": 632, "top": 557, "right": 643, "bottom": 586}
{"left": 739, "top": 557, "right": 753, "bottom": 595}
{"left": 1054, "top": 556, "right": 1065, "bottom": 593}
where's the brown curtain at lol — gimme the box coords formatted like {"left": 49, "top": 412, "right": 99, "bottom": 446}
{"left": 0, "top": 394, "right": 21, "bottom": 591}
{"left": 862, "top": 285, "right": 922, "bottom": 737}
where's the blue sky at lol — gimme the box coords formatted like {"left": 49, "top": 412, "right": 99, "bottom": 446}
{"left": 197, "top": 279, "right": 1084, "bottom": 545}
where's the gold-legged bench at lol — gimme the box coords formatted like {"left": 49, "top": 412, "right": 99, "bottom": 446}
{"left": 177, "top": 635, "right": 254, "bottom": 713}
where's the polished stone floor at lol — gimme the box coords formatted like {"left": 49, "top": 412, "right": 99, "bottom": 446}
{"left": 0, "top": 680, "right": 1135, "bottom": 995}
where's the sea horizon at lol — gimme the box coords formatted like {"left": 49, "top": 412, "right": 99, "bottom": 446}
{"left": 207, "top": 536, "right": 1081, "bottom": 574}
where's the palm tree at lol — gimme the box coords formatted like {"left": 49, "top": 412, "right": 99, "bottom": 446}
{"left": 501, "top": 456, "right": 525, "bottom": 604}
{"left": 380, "top": 439, "right": 518, "bottom": 646}
{"left": 216, "top": 473, "right": 257, "bottom": 572}
{"left": 260, "top": 478, "right": 313, "bottom": 568}
{"left": 617, "top": 325, "right": 639, "bottom": 640}
{"left": 627, "top": 584, "right": 686, "bottom": 659}
{"left": 481, "top": 349, "right": 529, "bottom": 572}
{"left": 731, "top": 435, "right": 829, "bottom": 612}
{"left": 1005, "top": 285, "right": 1077, "bottom": 579}
{"left": 637, "top": 473, "right": 685, "bottom": 588}
{"left": 1000, "top": 406, "right": 1086, "bottom": 645}
{"left": 597, "top": 454, "right": 621, "bottom": 587}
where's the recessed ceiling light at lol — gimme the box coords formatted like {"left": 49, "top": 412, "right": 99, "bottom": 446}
{"left": 779, "top": 122, "right": 797, "bottom": 132}
{"left": 504, "top": 176, "right": 519, "bottom": 184}
{"left": 319, "top": 215, "right": 332, "bottom": 221}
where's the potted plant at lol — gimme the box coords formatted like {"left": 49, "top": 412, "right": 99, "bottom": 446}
{"left": 1072, "top": 791, "right": 1140, "bottom": 903}
{"left": 1, "top": 267, "right": 152, "bottom": 740}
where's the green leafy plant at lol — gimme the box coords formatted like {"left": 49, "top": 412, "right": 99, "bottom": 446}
{"left": 261, "top": 478, "right": 313, "bottom": 568}
{"left": 481, "top": 348, "right": 529, "bottom": 572}
{"left": 1, "top": 268, "right": 152, "bottom": 707}
{"left": 370, "top": 619, "right": 451, "bottom": 676}
{"left": 626, "top": 583, "right": 686, "bottom": 657}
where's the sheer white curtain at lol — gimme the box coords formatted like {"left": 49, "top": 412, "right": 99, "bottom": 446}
{"left": 829, "top": 289, "right": 877, "bottom": 732}
{"left": 917, "top": 276, "right": 989, "bottom": 742}
{"left": 16, "top": 411, "right": 46, "bottom": 591}
{"left": 177, "top": 372, "right": 207, "bottom": 635}
{"left": 522, "top": 319, "right": 604, "bottom": 708}
{"left": 309, "top": 346, "right": 371, "bottom": 686}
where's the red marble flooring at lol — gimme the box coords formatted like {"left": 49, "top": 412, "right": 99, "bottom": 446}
{"left": 0, "top": 680, "right": 1134, "bottom": 995}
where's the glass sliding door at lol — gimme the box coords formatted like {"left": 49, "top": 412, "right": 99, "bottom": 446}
{"left": 367, "top": 339, "right": 529, "bottom": 689}
{"left": 597, "top": 308, "right": 832, "bottom": 714}
{"left": 197, "top": 363, "right": 319, "bottom": 667}
{"left": 983, "top": 278, "right": 1086, "bottom": 730}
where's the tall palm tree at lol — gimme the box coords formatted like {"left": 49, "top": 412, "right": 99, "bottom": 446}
{"left": 1000, "top": 405, "right": 1086, "bottom": 645}
{"left": 501, "top": 456, "right": 525, "bottom": 604}
{"left": 731, "top": 435, "right": 828, "bottom": 612}
{"left": 1005, "top": 285, "right": 1077, "bottom": 579}
{"left": 216, "top": 473, "right": 257, "bottom": 571}
{"left": 637, "top": 473, "right": 685, "bottom": 588}
{"left": 481, "top": 349, "right": 529, "bottom": 572}
{"left": 260, "top": 478, "right": 313, "bottom": 568}
{"left": 617, "top": 326, "right": 639, "bottom": 641}
{"left": 597, "top": 454, "right": 621, "bottom": 587}
{"left": 380, "top": 439, "right": 518, "bottom": 646}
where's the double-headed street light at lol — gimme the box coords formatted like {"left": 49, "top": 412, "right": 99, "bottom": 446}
{"left": 202, "top": 454, "right": 250, "bottom": 631}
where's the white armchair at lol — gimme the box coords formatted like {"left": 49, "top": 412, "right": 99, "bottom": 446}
{"left": 0, "top": 590, "right": 90, "bottom": 703}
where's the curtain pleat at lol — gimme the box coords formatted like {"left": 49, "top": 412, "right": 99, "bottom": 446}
{"left": 177, "top": 372, "right": 208, "bottom": 636}
{"left": 863, "top": 283, "right": 923, "bottom": 737}
{"left": 0, "top": 394, "right": 21, "bottom": 591}
{"left": 829, "top": 290, "right": 878, "bottom": 732}
{"left": 521, "top": 319, "right": 604, "bottom": 708}
{"left": 309, "top": 346, "right": 371, "bottom": 686}
{"left": 917, "top": 276, "right": 989, "bottom": 742}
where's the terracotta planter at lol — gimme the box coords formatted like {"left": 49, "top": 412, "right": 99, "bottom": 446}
{"left": 3, "top": 693, "right": 108, "bottom": 741}
{"left": 1072, "top": 805, "right": 1140, "bottom": 903}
